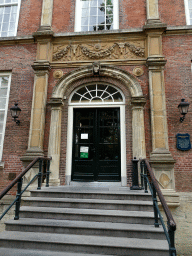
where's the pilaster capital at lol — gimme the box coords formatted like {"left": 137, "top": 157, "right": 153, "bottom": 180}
{"left": 146, "top": 57, "right": 167, "bottom": 69}
{"left": 48, "top": 98, "right": 64, "bottom": 108}
{"left": 33, "top": 28, "right": 54, "bottom": 41}
{"left": 32, "top": 61, "right": 51, "bottom": 75}
{"left": 131, "top": 96, "right": 146, "bottom": 108}
{"left": 143, "top": 22, "right": 167, "bottom": 32}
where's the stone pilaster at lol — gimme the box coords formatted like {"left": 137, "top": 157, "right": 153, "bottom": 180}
{"left": 21, "top": 61, "right": 51, "bottom": 163}
{"left": 131, "top": 96, "right": 146, "bottom": 159}
{"left": 145, "top": 0, "right": 167, "bottom": 28}
{"left": 39, "top": 0, "right": 53, "bottom": 32}
{"left": 48, "top": 98, "right": 64, "bottom": 186}
{"left": 145, "top": 28, "right": 179, "bottom": 205}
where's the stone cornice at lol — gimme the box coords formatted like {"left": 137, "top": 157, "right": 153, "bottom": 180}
{"left": 0, "top": 35, "right": 34, "bottom": 45}
{"left": 146, "top": 57, "right": 167, "bottom": 67}
{"left": 131, "top": 96, "right": 146, "bottom": 107}
{"left": 32, "top": 61, "right": 51, "bottom": 72}
{"left": 48, "top": 98, "right": 64, "bottom": 107}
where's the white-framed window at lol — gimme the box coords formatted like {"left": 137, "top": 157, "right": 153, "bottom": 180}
{"left": 75, "top": 0, "right": 119, "bottom": 32}
{"left": 0, "top": 0, "right": 21, "bottom": 37}
{"left": 70, "top": 83, "right": 124, "bottom": 105}
{"left": 0, "top": 73, "right": 11, "bottom": 162}
{"left": 184, "top": 0, "right": 192, "bottom": 25}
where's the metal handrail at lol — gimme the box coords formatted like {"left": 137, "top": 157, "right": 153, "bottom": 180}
{"left": 0, "top": 156, "right": 51, "bottom": 220}
{"left": 140, "top": 159, "right": 176, "bottom": 256}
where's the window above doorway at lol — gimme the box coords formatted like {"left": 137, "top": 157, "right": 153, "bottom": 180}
{"left": 184, "top": 0, "right": 192, "bottom": 25}
{"left": 75, "top": 0, "right": 119, "bottom": 32}
{"left": 70, "top": 84, "right": 124, "bottom": 104}
{"left": 0, "top": 0, "right": 21, "bottom": 37}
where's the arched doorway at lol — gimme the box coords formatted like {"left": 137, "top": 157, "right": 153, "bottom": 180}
{"left": 48, "top": 64, "right": 146, "bottom": 187}
{"left": 68, "top": 83, "right": 125, "bottom": 182}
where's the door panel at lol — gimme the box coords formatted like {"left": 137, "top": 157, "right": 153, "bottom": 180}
{"left": 72, "top": 108, "right": 121, "bottom": 181}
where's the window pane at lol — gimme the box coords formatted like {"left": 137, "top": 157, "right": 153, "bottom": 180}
{"left": 3, "top": 14, "right": 10, "bottom": 22}
{"left": 0, "top": 7, "right": 4, "bottom": 15}
{"left": 0, "top": 122, "right": 3, "bottom": 133}
{"left": 0, "top": 88, "right": 8, "bottom": 96}
{"left": 5, "top": 0, "right": 12, "bottom": 3}
{"left": 90, "top": 7, "right": 97, "bottom": 16}
{"left": 90, "top": 0, "right": 97, "bottom": 7}
{"left": 90, "top": 16, "right": 96, "bottom": 26}
{"left": 2, "top": 22, "right": 8, "bottom": 31}
{"left": 81, "top": 0, "right": 89, "bottom": 8}
{"left": 190, "top": 10, "right": 192, "bottom": 19}
{"left": 1, "top": 76, "right": 9, "bottom": 86}
{"left": 9, "top": 21, "right": 15, "bottom": 30}
{"left": 0, "top": 111, "right": 5, "bottom": 121}
{"left": 81, "top": 25, "right": 88, "bottom": 31}
{"left": 1, "top": 31, "right": 7, "bottom": 36}
{"left": 0, "top": 98, "right": 6, "bottom": 109}
{"left": 189, "top": 0, "right": 192, "bottom": 8}
{"left": 82, "top": 8, "right": 89, "bottom": 17}
{"left": 81, "top": 17, "right": 88, "bottom": 25}
{"left": 11, "top": 6, "right": 17, "bottom": 13}
{"left": 4, "top": 6, "right": 11, "bottom": 14}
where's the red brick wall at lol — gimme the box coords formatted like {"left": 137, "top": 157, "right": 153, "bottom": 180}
{"left": 119, "top": 0, "right": 146, "bottom": 29}
{"left": 17, "top": 0, "right": 42, "bottom": 36}
{"left": 52, "top": 0, "right": 75, "bottom": 33}
{"left": 0, "top": 43, "right": 37, "bottom": 193}
{"left": 163, "top": 34, "right": 192, "bottom": 192}
{"left": 159, "top": 0, "right": 186, "bottom": 26}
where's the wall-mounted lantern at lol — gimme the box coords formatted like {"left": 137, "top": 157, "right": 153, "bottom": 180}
{"left": 178, "top": 99, "right": 190, "bottom": 123}
{"left": 10, "top": 103, "right": 21, "bottom": 125}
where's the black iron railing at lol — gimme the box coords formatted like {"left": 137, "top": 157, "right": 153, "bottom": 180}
{"left": 140, "top": 159, "right": 177, "bottom": 256}
{"left": 0, "top": 157, "right": 51, "bottom": 221}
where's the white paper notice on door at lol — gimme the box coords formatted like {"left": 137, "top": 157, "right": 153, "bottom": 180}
{"left": 80, "top": 146, "right": 89, "bottom": 153}
{"left": 81, "top": 133, "right": 88, "bottom": 139}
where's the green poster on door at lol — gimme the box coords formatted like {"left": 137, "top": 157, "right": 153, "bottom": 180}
{"left": 80, "top": 152, "right": 88, "bottom": 158}
{"left": 80, "top": 146, "right": 89, "bottom": 158}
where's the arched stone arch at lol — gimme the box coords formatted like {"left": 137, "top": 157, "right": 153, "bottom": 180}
{"left": 51, "top": 65, "right": 143, "bottom": 99}
{"left": 48, "top": 64, "right": 146, "bottom": 186}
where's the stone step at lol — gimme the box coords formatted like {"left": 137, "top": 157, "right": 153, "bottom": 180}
{"left": 19, "top": 206, "right": 156, "bottom": 225}
{"left": 22, "top": 197, "right": 153, "bottom": 211}
{"left": 5, "top": 218, "right": 166, "bottom": 240}
{"left": 30, "top": 188, "right": 152, "bottom": 201}
{"left": 0, "top": 248, "right": 113, "bottom": 256}
{"left": 0, "top": 231, "right": 169, "bottom": 256}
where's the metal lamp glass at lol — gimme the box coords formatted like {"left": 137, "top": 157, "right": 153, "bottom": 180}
{"left": 178, "top": 99, "right": 190, "bottom": 122}
{"left": 10, "top": 103, "right": 21, "bottom": 125}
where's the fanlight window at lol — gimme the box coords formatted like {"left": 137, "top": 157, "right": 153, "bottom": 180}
{"left": 71, "top": 84, "right": 123, "bottom": 104}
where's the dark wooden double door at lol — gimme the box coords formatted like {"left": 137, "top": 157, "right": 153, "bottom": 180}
{"left": 72, "top": 108, "right": 121, "bottom": 182}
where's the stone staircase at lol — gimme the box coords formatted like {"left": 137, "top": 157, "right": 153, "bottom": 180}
{"left": 0, "top": 185, "right": 169, "bottom": 256}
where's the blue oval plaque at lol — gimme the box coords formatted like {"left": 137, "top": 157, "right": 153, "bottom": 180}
{"left": 176, "top": 133, "right": 191, "bottom": 151}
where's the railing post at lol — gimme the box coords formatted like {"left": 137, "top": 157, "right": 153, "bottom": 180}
{"left": 37, "top": 158, "right": 43, "bottom": 190}
{"left": 131, "top": 157, "right": 141, "bottom": 190}
{"left": 143, "top": 162, "right": 148, "bottom": 193}
{"left": 140, "top": 160, "right": 145, "bottom": 189}
{"left": 168, "top": 222, "right": 176, "bottom": 256}
{"left": 14, "top": 177, "right": 23, "bottom": 220}
{"left": 46, "top": 159, "right": 50, "bottom": 187}
{"left": 152, "top": 183, "right": 159, "bottom": 227}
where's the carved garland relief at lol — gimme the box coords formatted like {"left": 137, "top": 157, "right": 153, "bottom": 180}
{"left": 52, "top": 41, "right": 145, "bottom": 62}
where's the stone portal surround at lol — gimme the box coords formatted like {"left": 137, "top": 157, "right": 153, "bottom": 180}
{"left": 48, "top": 65, "right": 146, "bottom": 186}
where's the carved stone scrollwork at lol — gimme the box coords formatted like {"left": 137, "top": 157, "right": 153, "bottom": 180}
{"left": 52, "top": 42, "right": 145, "bottom": 62}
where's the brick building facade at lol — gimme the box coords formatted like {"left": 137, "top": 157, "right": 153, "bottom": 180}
{"left": 0, "top": 0, "right": 192, "bottom": 254}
